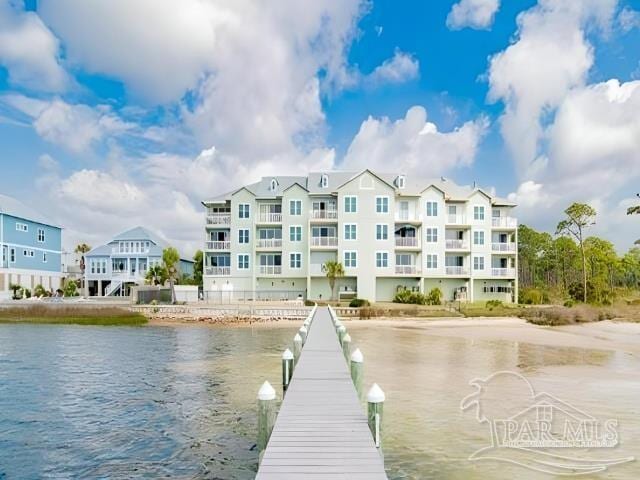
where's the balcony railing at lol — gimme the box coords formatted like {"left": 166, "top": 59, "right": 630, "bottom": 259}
{"left": 310, "top": 236, "right": 338, "bottom": 247}
{"left": 492, "top": 242, "right": 517, "bottom": 252}
{"left": 446, "top": 239, "right": 469, "bottom": 250}
{"left": 446, "top": 266, "right": 469, "bottom": 276}
{"left": 395, "top": 265, "right": 420, "bottom": 275}
{"left": 492, "top": 217, "right": 518, "bottom": 228}
{"left": 206, "top": 213, "right": 231, "bottom": 225}
{"left": 206, "top": 241, "right": 230, "bottom": 250}
{"left": 257, "top": 238, "right": 283, "bottom": 249}
{"left": 259, "top": 265, "right": 282, "bottom": 275}
{"left": 205, "top": 266, "right": 230, "bottom": 276}
{"left": 257, "top": 213, "right": 282, "bottom": 223}
{"left": 395, "top": 212, "right": 421, "bottom": 222}
{"left": 310, "top": 209, "right": 338, "bottom": 219}
{"left": 446, "top": 214, "right": 467, "bottom": 225}
{"left": 395, "top": 237, "right": 418, "bottom": 247}
{"left": 492, "top": 268, "right": 516, "bottom": 277}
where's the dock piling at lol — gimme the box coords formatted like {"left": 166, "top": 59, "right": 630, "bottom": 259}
{"left": 293, "top": 333, "right": 302, "bottom": 364}
{"left": 281, "top": 348, "right": 294, "bottom": 392}
{"left": 342, "top": 333, "right": 351, "bottom": 362}
{"left": 298, "top": 325, "right": 308, "bottom": 344}
{"left": 337, "top": 324, "right": 346, "bottom": 345}
{"left": 257, "top": 381, "right": 276, "bottom": 463}
{"left": 367, "top": 383, "right": 385, "bottom": 450}
{"left": 350, "top": 348, "right": 364, "bottom": 400}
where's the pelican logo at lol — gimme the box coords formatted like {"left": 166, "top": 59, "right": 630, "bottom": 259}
{"left": 460, "top": 371, "right": 634, "bottom": 475}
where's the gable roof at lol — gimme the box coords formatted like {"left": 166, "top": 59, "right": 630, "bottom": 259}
{"left": 0, "top": 193, "right": 61, "bottom": 228}
{"left": 334, "top": 169, "right": 397, "bottom": 191}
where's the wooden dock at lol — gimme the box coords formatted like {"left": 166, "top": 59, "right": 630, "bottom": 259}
{"left": 256, "top": 306, "right": 388, "bottom": 479}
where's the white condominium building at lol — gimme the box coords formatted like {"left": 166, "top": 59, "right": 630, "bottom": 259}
{"left": 202, "top": 170, "right": 517, "bottom": 303}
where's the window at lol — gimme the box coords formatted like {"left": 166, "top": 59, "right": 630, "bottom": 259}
{"left": 426, "top": 201, "right": 438, "bottom": 217}
{"left": 375, "top": 196, "right": 389, "bottom": 213}
{"left": 16, "top": 222, "right": 28, "bottom": 232}
{"left": 239, "top": 203, "right": 250, "bottom": 219}
{"left": 473, "top": 256, "right": 485, "bottom": 270}
{"left": 238, "top": 254, "right": 250, "bottom": 270}
{"left": 289, "top": 199, "right": 302, "bottom": 216}
{"left": 426, "top": 254, "right": 438, "bottom": 269}
{"left": 397, "top": 175, "right": 406, "bottom": 189}
{"left": 474, "top": 206, "right": 485, "bottom": 221}
{"left": 425, "top": 228, "right": 438, "bottom": 243}
{"left": 238, "top": 229, "right": 250, "bottom": 244}
{"left": 290, "top": 225, "right": 302, "bottom": 242}
{"left": 473, "top": 231, "right": 485, "bottom": 245}
{"left": 43, "top": 252, "right": 47, "bottom": 263}
{"left": 376, "top": 251, "right": 388, "bottom": 268}
{"left": 376, "top": 224, "right": 388, "bottom": 240}
{"left": 23, "top": 249, "right": 34, "bottom": 257}
{"left": 270, "top": 178, "right": 278, "bottom": 191}
{"left": 290, "top": 253, "right": 302, "bottom": 269}
{"left": 321, "top": 174, "right": 329, "bottom": 188}
{"left": 344, "top": 251, "right": 357, "bottom": 268}
{"left": 9, "top": 248, "right": 15, "bottom": 263}
{"left": 483, "top": 285, "right": 513, "bottom": 293}
{"left": 37, "top": 228, "right": 45, "bottom": 242}
{"left": 344, "top": 223, "right": 357, "bottom": 240}
{"left": 344, "top": 195, "right": 357, "bottom": 213}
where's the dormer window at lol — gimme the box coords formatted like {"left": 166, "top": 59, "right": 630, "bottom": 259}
{"left": 270, "top": 178, "right": 278, "bottom": 192}
{"left": 396, "top": 175, "right": 406, "bottom": 189}
{"left": 321, "top": 174, "right": 329, "bottom": 188}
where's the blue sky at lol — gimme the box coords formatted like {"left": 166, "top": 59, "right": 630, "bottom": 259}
{"left": 0, "top": 0, "right": 639, "bottom": 254}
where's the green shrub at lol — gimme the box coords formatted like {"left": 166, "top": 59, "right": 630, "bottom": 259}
{"left": 349, "top": 298, "right": 370, "bottom": 308}
{"left": 519, "top": 287, "right": 543, "bottom": 305}
{"left": 393, "top": 289, "right": 428, "bottom": 305}
{"left": 563, "top": 299, "right": 575, "bottom": 308}
{"left": 486, "top": 300, "right": 503, "bottom": 310}
{"left": 426, "top": 288, "right": 442, "bottom": 306}
{"left": 23, "top": 288, "right": 31, "bottom": 299}
{"left": 63, "top": 280, "right": 78, "bottom": 297}
{"left": 34, "top": 284, "right": 50, "bottom": 298}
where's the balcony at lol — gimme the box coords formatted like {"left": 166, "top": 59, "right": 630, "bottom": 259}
{"left": 395, "top": 212, "right": 421, "bottom": 222}
{"left": 206, "top": 241, "right": 230, "bottom": 250}
{"left": 206, "top": 213, "right": 231, "bottom": 225}
{"left": 310, "top": 236, "right": 338, "bottom": 247}
{"left": 445, "top": 239, "right": 469, "bottom": 250}
{"left": 310, "top": 209, "right": 338, "bottom": 220}
{"left": 205, "top": 266, "right": 230, "bottom": 276}
{"left": 259, "top": 265, "right": 282, "bottom": 275}
{"left": 395, "top": 237, "right": 419, "bottom": 248}
{"left": 492, "top": 217, "right": 517, "bottom": 228}
{"left": 257, "top": 213, "right": 282, "bottom": 223}
{"left": 492, "top": 268, "right": 516, "bottom": 277}
{"left": 257, "top": 239, "right": 283, "bottom": 249}
{"left": 395, "top": 265, "right": 421, "bottom": 275}
{"left": 446, "top": 266, "right": 469, "bottom": 276}
{"left": 492, "top": 242, "right": 517, "bottom": 253}
{"left": 446, "top": 214, "right": 468, "bottom": 225}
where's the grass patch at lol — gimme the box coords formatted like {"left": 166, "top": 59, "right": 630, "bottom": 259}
{"left": 0, "top": 305, "right": 147, "bottom": 326}
{"left": 460, "top": 302, "right": 525, "bottom": 318}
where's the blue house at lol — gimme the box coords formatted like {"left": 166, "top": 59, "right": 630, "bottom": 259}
{"left": 85, "top": 226, "right": 194, "bottom": 296}
{"left": 0, "top": 193, "right": 62, "bottom": 299}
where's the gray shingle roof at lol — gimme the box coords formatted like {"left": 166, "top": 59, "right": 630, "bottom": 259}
{"left": 201, "top": 170, "right": 516, "bottom": 205}
{"left": 0, "top": 193, "right": 61, "bottom": 228}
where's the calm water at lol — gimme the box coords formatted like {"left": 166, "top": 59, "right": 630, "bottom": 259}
{"left": 0, "top": 323, "right": 639, "bottom": 479}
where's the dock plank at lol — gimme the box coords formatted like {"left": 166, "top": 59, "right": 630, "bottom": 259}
{"left": 255, "top": 307, "right": 388, "bottom": 479}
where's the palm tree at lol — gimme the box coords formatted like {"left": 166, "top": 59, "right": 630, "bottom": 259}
{"left": 323, "top": 260, "right": 345, "bottom": 301}
{"left": 627, "top": 193, "right": 640, "bottom": 215}
{"left": 74, "top": 243, "right": 91, "bottom": 297}
{"left": 162, "top": 247, "right": 180, "bottom": 304}
{"left": 145, "top": 264, "right": 167, "bottom": 286}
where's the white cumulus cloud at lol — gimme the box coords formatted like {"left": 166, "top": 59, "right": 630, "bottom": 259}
{"left": 447, "top": 0, "right": 501, "bottom": 30}
{"left": 365, "top": 49, "right": 419, "bottom": 87}
{"left": 0, "top": 2, "right": 68, "bottom": 92}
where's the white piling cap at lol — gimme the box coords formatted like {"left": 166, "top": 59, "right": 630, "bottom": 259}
{"left": 294, "top": 333, "right": 302, "bottom": 342}
{"left": 257, "top": 381, "right": 276, "bottom": 401}
{"left": 350, "top": 348, "right": 363, "bottom": 363}
{"left": 367, "top": 383, "right": 385, "bottom": 403}
{"left": 282, "top": 348, "right": 294, "bottom": 360}
{"left": 337, "top": 325, "right": 346, "bottom": 333}
{"left": 343, "top": 333, "right": 351, "bottom": 342}
{"left": 299, "top": 325, "right": 308, "bottom": 333}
